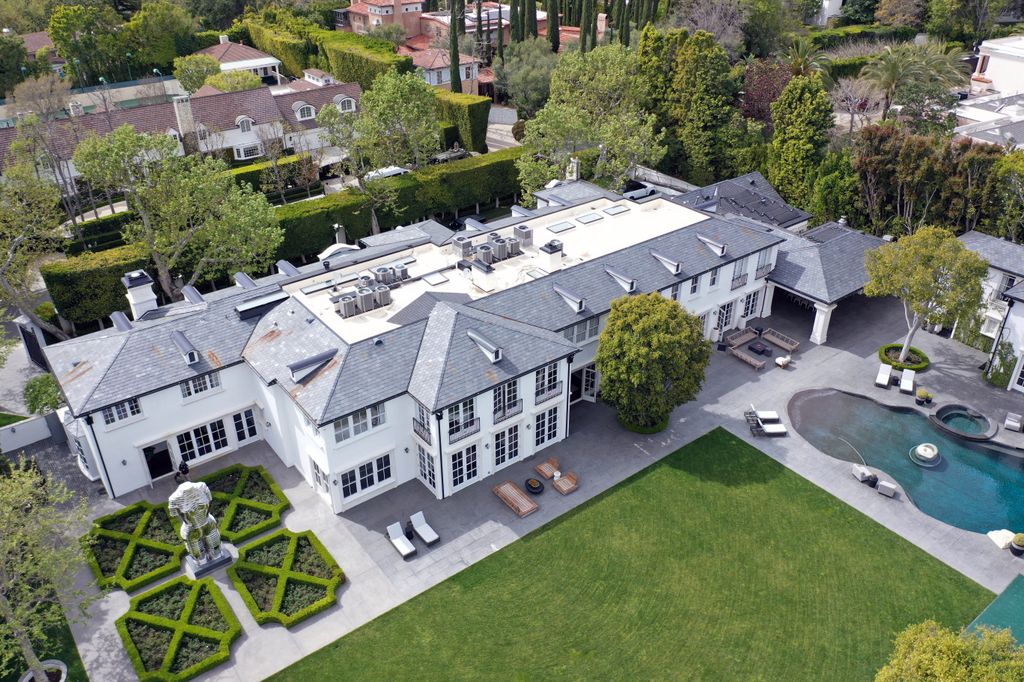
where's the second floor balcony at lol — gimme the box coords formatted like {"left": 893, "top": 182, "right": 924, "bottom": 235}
{"left": 730, "top": 273, "right": 749, "bottom": 290}
{"left": 755, "top": 263, "right": 773, "bottom": 280}
{"left": 448, "top": 417, "right": 481, "bottom": 444}
{"left": 413, "top": 419, "right": 431, "bottom": 444}
{"left": 493, "top": 399, "right": 524, "bottom": 425}
{"left": 534, "top": 381, "right": 563, "bottom": 405}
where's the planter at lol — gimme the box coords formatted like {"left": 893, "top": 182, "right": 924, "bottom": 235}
{"left": 915, "top": 398, "right": 925, "bottom": 406}
{"left": 617, "top": 413, "right": 670, "bottom": 434}
{"left": 1011, "top": 541, "right": 1024, "bottom": 557}
{"left": 924, "top": 397, "right": 933, "bottom": 405}
{"left": 19, "top": 660, "right": 67, "bottom": 682}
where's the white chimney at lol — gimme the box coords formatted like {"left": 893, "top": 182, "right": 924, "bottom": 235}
{"left": 122, "top": 270, "right": 159, "bottom": 319}
{"left": 172, "top": 95, "right": 195, "bottom": 135}
{"left": 540, "top": 240, "right": 563, "bottom": 273}
{"left": 219, "top": 34, "right": 229, "bottom": 44}
{"left": 471, "top": 262, "right": 495, "bottom": 292}
{"left": 68, "top": 101, "right": 84, "bottom": 117}
{"left": 566, "top": 157, "right": 580, "bottom": 181}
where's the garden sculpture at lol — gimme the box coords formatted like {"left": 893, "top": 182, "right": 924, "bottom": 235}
{"left": 168, "top": 481, "right": 225, "bottom": 568}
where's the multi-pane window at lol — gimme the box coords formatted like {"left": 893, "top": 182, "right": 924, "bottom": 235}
{"left": 698, "top": 312, "right": 708, "bottom": 336}
{"left": 176, "top": 419, "right": 229, "bottom": 462}
{"left": 1001, "top": 274, "right": 1018, "bottom": 293}
{"left": 417, "top": 444, "right": 436, "bottom": 490}
{"left": 494, "top": 425, "right": 520, "bottom": 466}
{"left": 233, "top": 408, "right": 258, "bottom": 443}
{"left": 311, "top": 459, "right": 329, "bottom": 492}
{"left": 743, "top": 290, "right": 760, "bottom": 318}
{"left": 180, "top": 371, "right": 221, "bottom": 399}
{"left": 413, "top": 401, "right": 432, "bottom": 442}
{"left": 709, "top": 267, "right": 720, "bottom": 287}
{"left": 733, "top": 256, "right": 749, "bottom": 277}
{"left": 535, "top": 362, "right": 559, "bottom": 398}
{"left": 338, "top": 98, "right": 356, "bottom": 112}
{"left": 447, "top": 398, "right": 476, "bottom": 437}
{"left": 690, "top": 276, "right": 699, "bottom": 295}
{"left": 297, "top": 105, "right": 314, "bottom": 120}
{"left": 451, "top": 445, "right": 478, "bottom": 488}
{"left": 101, "top": 398, "right": 142, "bottom": 425}
{"left": 239, "top": 144, "right": 260, "bottom": 159}
{"left": 339, "top": 453, "right": 393, "bottom": 499}
{"left": 334, "top": 402, "right": 387, "bottom": 443}
{"left": 756, "top": 248, "right": 771, "bottom": 272}
{"left": 718, "top": 301, "right": 735, "bottom": 330}
{"left": 1016, "top": 361, "right": 1024, "bottom": 388}
{"left": 667, "top": 282, "right": 682, "bottom": 301}
{"left": 493, "top": 379, "right": 519, "bottom": 415}
{"left": 239, "top": 118, "right": 252, "bottom": 133}
{"left": 535, "top": 407, "right": 558, "bottom": 447}
{"left": 563, "top": 317, "right": 599, "bottom": 344}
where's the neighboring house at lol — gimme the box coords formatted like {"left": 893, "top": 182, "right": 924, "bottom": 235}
{"left": 672, "top": 172, "right": 812, "bottom": 233}
{"left": 194, "top": 36, "right": 285, "bottom": 86}
{"left": 45, "top": 180, "right": 795, "bottom": 511}
{"left": 0, "top": 82, "right": 360, "bottom": 181}
{"left": 816, "top": 0, "right": 844, "bottom": 26}
{"left": 971, "top": 36, "right": 1024, "bottom": 95}
{"left": 402, "top": 48, "right": 480, "bottom": 95}
{"left": 955, "top": 90, "right": 1024, "bottom": 148}
{"left": 4, "top": 28, "right": 65, "bottom": 70}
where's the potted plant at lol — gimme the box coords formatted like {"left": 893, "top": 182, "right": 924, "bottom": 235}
{"left": 916, "top": 388, "right": 928, "bottom": 406}
{"left": 1011, "top": 533, "right": 1024, "bottom": 557}
{"left": 924, "top": 391, "right": 933, "bottom": 405}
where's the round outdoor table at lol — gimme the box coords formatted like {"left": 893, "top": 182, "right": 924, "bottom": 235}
{"left": 525, "top": 478, "right": 544, "bottom": 495}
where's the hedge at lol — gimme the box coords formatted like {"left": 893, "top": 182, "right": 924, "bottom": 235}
{"left": 247, "top": 20, "right": 312, "bottom": 77}
{"left": 440, "top": 122, "right": 460, "bottom": 150}
{"left": 116, "top": 576, "right": 242, "bottom": 682}
{"left": 313, "top": 28, "right": 413, "bottom": 90}
{"left": 193, "top": 24, "right": 251, "bottom": 51}
{"left": 435, "top": 90, "right": 491, "bottom": 153}
{"left": 804, "top": 24, "right": 917, "bottom": 49}
{"left": 41, "top": 242, "right": 149, "bottom": 324}
{"left": 829, "top": 55, "right": 871, "bottom": 80}
{"left": 83, "top": 501, "right": 186, "bottom": 593}
{"left": 227, "top": 529, "right": 344, "bottom": 628}
{"left": 227, "top": 154, "right": 303, "bottom": 191}
{"left": 66, "top": 212, "right": 136, "bottom": 254}
{"left": 195, "top": 464, "right": 291, "bottom": 545}
{"left": 878, "top": 343, "right": 931, "bottom": 371}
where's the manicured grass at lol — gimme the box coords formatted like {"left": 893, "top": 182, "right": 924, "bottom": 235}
{"left": 0, "top": 412, "right": 27, "bottom": 427}
{"left": 270, "top": 428, "right": 993, "bottom": 681}
{"left": 0, "top": 616, "right": 88, "bottom": 682}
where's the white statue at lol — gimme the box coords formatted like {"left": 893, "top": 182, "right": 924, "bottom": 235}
{"left": 168, "top": 481, "right": 224, "bottom": 566}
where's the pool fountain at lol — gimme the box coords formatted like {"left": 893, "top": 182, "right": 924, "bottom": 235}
{"left": 931, "top": 404, "right": 998, "bottom": 441}
{"left": 909, "top": 442, "right": 940, "bottom": 467}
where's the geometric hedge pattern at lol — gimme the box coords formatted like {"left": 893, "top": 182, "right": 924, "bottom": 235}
{"left": 84, "top": 501, "right": 186, "bottom": 592}
{"left": 228, "top": 529, "right": 345, "bottom": 628}
{"left": 196, "top": 464, "right": 291, "bottom": 544}
{"left": 115, "top": 576, "right": 242, "bottom": 682}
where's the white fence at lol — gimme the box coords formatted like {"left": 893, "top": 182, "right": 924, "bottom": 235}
{"left": 0, "top": 415, "right": 53, "bottom": 454}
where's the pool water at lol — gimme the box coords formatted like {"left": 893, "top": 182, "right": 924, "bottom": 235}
{"left": 941, "top": 412, "right": 985, "bottom": 434}
{"left": 790, "top": 389, "right": 1024, "bottom": 534}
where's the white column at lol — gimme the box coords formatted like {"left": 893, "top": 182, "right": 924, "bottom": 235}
{"left": 761, "top": 283, "right": 776, "bottom": 318}
{"left": 810, "top": 302, "right": 837, "bottom": 345}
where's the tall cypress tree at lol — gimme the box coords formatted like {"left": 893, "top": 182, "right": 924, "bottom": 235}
{"left": 496, "top": 6, "right": 505, "bottom": 63}
{"left": 579, "top": 0, "right": 590, "bottom": 51}
{"left": 519, "top": 0, "right": 529, "bottom": 41}
{"left": 457, "top": 0, "right": 466, "bottom": 35}
{"left": 449, "top": 0, "right": 463, "bottom": 93}
{"left": 547, "top": 0, "right": 560, "bottom": 52}
{"left": 588, "top": 0, "right": 598, "bottom": 47}
{"left": 526, "top": 0, "right": 538, "bottom": 38}
{"left": 619, "top": 0, "right": 630, "bottom": 46}
{"left": 510, "top": 0, "right": 521, "bottom": 41}
{"left": 475, "top": 0, "right": 483, "bottom": 57}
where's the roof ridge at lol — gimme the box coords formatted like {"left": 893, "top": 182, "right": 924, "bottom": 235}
{"left": 71, "top": 334, "right": 131, "bottom": 414}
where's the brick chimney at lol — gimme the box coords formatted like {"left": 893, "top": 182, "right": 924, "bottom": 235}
{"left": 172, "top": 95, "right": 195, "bottom": 135}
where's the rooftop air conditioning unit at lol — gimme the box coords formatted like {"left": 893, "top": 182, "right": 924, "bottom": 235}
{"left": 374, "top": 284, "right": 392, "bottom": 306}
{"left": 477, "top": 243, "right": 493, "bottom": 264}
{"left": 513, "top": 225, "right": 533, "bottom": 247}
{"left": 336, "top": 295, "right": 357, "bottom": 318}
{"left": 506, "top": 237, "right": 521, "bottom": 256}
{"left": 394, "top": 263, "right": 409, "bottom": 280}
{"left": 356, "top": 287, "right": 375, "bottom": 312}
{"left": 373, "top": 266, "right": 393, "bottom": 284}
{"left": 492, "top": 237, "right": 508, "bottom": 261}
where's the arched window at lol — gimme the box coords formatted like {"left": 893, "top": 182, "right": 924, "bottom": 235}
{"left": 298, "top": 105, "right": 314, "bottom": 120}
{"left": 337, "top": 98, "right": 355, "bottom": 113}
{"left": 238, "top": 117, "right": 252, "bottom": 133}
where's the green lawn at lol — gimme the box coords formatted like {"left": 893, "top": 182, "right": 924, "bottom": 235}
{"left": 0, "top": 412, "right": 27, "bottom": 428}
{"left": 0, "top": 618, "right": 88, "bottom": 682}
{"left": 270, "top": 428, "right": 992, "bottom": 681}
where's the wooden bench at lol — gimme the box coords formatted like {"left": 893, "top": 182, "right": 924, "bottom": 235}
{"left": 724, "top": 327, "right": 758, "bottom": 349}
{"left": 763, "top": 328, "right": 800, "bottom": 353}
{"left": 534, "top": 457, "right": 559, "bottom": 479}
{"left": 493, "top": 481, "right": 538, "bottom": 518}
{"left": 729, "top": 346, "right": 766, "bottom": 370}
{"left": 552, "top": 473, "right": 578, "bottom": 495}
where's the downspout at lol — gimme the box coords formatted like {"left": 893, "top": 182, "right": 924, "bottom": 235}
{"left": 85, "top": 413, "right": 116, "bottom": 498}
{"left": 564, "top": 354, "right": 574, "bottom": 434}
{"left": 434, "top": 410, "right": 445, "bottom": 499}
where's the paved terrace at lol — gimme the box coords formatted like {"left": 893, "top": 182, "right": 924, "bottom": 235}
{"left": 65, "top": 295, "right": 1024, "bottom": 682}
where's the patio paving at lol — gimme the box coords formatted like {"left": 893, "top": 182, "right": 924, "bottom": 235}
{"left": 61, "top": 293, "right": 1024, "bottom": 682}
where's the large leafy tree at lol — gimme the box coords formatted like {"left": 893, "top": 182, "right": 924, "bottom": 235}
{"left": 124, "top": 0, "right": 194, "bottom": 69}
{"left": 0, "top": 458, "right": 94, "bottom": 682}
{"left": 595, "top": 293, "right": 711, "bottom": 429}
{"left": 73, "top": 125, "right": 282, "bottom": 299}
{"left": 864, "top": 226, "right": 988, "bottom": 362}
{"left": 994, "top": 150, "right": 1024, "bottom": 243}
{"left": 670, "top": 31, "right": 738, "bottom": 185}
{"left": 48, "top": 3, "right": 126, "bottom": 85}
{"left": 927, "top": 0, "right": 1008, "bottom": 43}
{"left": 767, "top": 75, "right": 835, "bottom": 208}
{"left": 741, "top": 59, "right": 792, "bottom": 129}
{"left": 0, "top": 33, "right": 33, "bottom": 100}
{"left": 172, "top": 54, "right": 221, "bottom": 94}
{"left": 495, "top": 37, "right": 558, "bottom": 119}
{"left": 809, "top": 149, "right": 862, "bottom": 227}
{"left": 204, "top": 69, "right": 262, "bottom": 92}
{"left": 876, "top": 621, "right": 1024, "bottom": 680}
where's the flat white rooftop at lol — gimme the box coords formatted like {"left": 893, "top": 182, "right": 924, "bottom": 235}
{"left": 284, "top": 196, "right": 709, "bottom": 344}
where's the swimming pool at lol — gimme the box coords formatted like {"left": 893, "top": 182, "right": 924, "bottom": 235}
{"left": 789, "top": 389, "right": 1024, "bottom": 534}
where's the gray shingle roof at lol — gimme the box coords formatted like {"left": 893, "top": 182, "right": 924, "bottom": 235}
{"left": 959, "top": 231, "right": 1024, "bottom": 277}
{"left": 358, "top": 219, "right": 454, "bottom": 248}
{"left": 1005, "top": 281, "right": 1024, "bottom": 302}
{"left": 672, "top": 172, "right": 810, "bottom": 229}
{"left": 769, "top": 222, "right": 883, "bottom": 304}
{"left": 408, "top": 303, "right": 577, "bottom": 411}
{"left": 387, "top": 292, "right": 473, "bottom": 325}
{"left": 533, "top": 180, "right": 621, "bottom": 206}
{"left": 470, "top": 216, "right": 783, "bottom": 331}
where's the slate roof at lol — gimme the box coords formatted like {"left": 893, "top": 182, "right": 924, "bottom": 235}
{"left": 533, "top": 181, "right": 621, "bottom": 207}
{"left": 672, "top": 172, "right": 810, "bottom": 229}
{"left": 1005, "top": 281, "right": 1024, "bottom": 302}
{"left": 769, "top": 222, "right": 884, "bottom": 304}
{"left": 274, "top": 84, "right": 361, "bottom": 130}
{"left": 195, "top": 41, "right": 278, "bottom": 65}
{"left": 470, "top": 216, "right": 784, "bottom": 331}
{"left": 359, "top": 220, "right": 454, "bottom": 248}
{"left": 388, "top": 292, "right": 473, "bottom": 325}
{"left": 407, "top": 303, "right": 577, "bottom": 411}
{"left": 959, "top": 231, "right": 1024, "bottom": 277}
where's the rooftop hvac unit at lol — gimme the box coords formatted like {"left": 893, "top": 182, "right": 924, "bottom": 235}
{"left": 336, "top": 295, "right": 357, "bottom": 318}
{"left": 492, "top": 237, "right": 508, "bottom": 261}
{"left": 477, "top": 243, "right": 493, "bottom": 264}
{"left": 454, "top": 235, "right": 474, "bottom": 259}
{"left": 373, "top": 266, "right": 393, "bottom": 284}
{"left": 513, "top": 225, "right": 533, "bottom": 247}
{"left": 393, "top": 263, "right": 409, "bottom": 280}
{"left": 374, "top": 284, "right": 392, "bottom": 306}
{"left": 359, "top": 274, "right": 374, "bottom": 288}
{"left": 356, "top": 287, "right": 375, "bottom": 312}
{"left": 489, "top": 232, "right": 500, "bottom": 240}
{"left": 506, "top": 237, "right": 521, "bottom": 255}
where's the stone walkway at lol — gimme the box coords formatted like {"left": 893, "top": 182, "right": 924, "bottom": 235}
{"left": 63, "top": 294, "right": 1024, "bottom": 682}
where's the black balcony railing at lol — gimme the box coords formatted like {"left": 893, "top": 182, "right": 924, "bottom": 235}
{"left": 448, "top": 417, "right": 481, "bottom": 444}
{"left": 493, "top": 399, "right": 524, "bottom": 424}
{"left": 534, "top": 381, "right": 563, "bottom": 405}
{"left": 412, "top": 420, "right": 431, "bottom": 444}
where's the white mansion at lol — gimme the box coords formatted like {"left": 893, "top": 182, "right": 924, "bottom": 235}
{"left": 47, "top": 181, "right": 816, "bottom": 513}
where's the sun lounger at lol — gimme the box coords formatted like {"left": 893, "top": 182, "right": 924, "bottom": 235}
{"left": 493, "top": 481, "right": 538, "bottom": 517}
{"left": 987, "top": 529, "right": 1015, "bottom": 549}
{"left": 1005, "top": 412, "right": 1023, "bottom": 432}
{"left": 410, "top": 511, "right": 439, "bottom": 546}
{"left": 875, "top": 363, "right": 892, "bottom": 388}
{"left": 851, "top": 464, "right": 873, "bottom": 482}
{"left": 729, "top": 346, "right": 766, "bottom": 370}
{"left": 724, "top": 327, "right": 758, "bottom": 348}
{"left": 899, "top": 369, "right": 915, "bottom": 394}
{"left": 387, "top": 522, "right": 416, "bottom": 558}
{"left": 763, "top": 328, "right": 800, "bottom": 353}
{"left": 757, "top": 417, "right": 787, "bottom": 436}
{"left": 534, "top": 457, "right": 559, "bottom": 479}
{"left": 877, "top": 481, "right": 898, "bottom": 498}
{"left": 749, "top": 403, "right": 780, "bottom": 422}
{"left": 552, "top": 472, "right": 578, "bottom": 495}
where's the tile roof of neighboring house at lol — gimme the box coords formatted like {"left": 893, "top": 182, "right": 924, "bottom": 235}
{"left": 672, "top": 172, "right": 810, "bottom": 229}
{"left": 18, "top": 31, "right": 63, "bottom": 63}
{"left": 195, "top": 41, "right": 278, "bottom": 65}
{"left": 769, "top": 222, "right": 884, "bottom": 304}
{"left": 959, "top": 231, "right": 1024, "bottom": 277}
{"left": 409, "top": 48, "right": 477, "bottom": 70}
{"left": 364, "top": 0, "right": 422, "bottom": 5}
{"left": 282, "top": 79, "right": 320, "bottom": 92}
{"left": 407, "top": 303, "right": 577, "bottom": 411}
{"left": 304, "top": 68, "right": 329, "bottom": 78}
{"left": 403, "top": 34, "right": 434, "bottom": 50}
{"left": 347, "top": 2, "right": 371, "bottom": 14}
{"left": 193, "top": 84, "right": 225, "bottom": 97}
{"left": 477, "top": 67, "right": 495, "bottom": 84}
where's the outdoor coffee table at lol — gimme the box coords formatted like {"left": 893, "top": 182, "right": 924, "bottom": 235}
{"left": 748, "top": 341, "right": 771, "bottom": 356}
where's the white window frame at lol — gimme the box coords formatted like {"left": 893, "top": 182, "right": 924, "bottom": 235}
{"left": 451, "top": 444, "right": 479, "bottom": 488}
{"left": 101, "top": 398, "right": 142, "bottom": 426}
{"left": 447, "top": 398, "right": 476, "bottom": 438}
{"left": 534, "top": 406, "right": 558, "bottom": 447}
{"left": 709, "top": 267, "right": 720, "bottom": 287}
{"left": 493, "top": 379, "right": 519, "bottom": 415}
{"left": 743, "top": 290, "right": 760, "bottom": 318}
{"left": 535, "top": 362, "right": 559, "bottom": 397}
{"left": 333, "top": 402, "right": 387, "bottom": 443}
{"left": 417, "top": 443, "right": 436, "bottom": 490}
{"left": 297, "top": 105, "right": 315, "bottom": 120}
{"left": 690, "top": 275, "right": 699, "bottom": 295}
{"left": 494, "top": 425, "right": 519, "bottom": 466}
{"left": 563, "top": 317, "right": 599, "bottom": 344}
{"left": 180, "top": 371, "right": 221, "bottom": 400}
{"left": 238, "top": 118, "right": 252, "bottom": 133}
{"left": 338, "top": 452, "right": 393, "bottom": 499}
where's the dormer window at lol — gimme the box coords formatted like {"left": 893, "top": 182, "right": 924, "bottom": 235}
{"left": 336, "top": 97, "right": 355, "bottom": 113}
{"left": 298, "top": 105, "right": 314, "bottom": 120}
{"left": 237, "top": 117, "right": 253, "bottom": 133}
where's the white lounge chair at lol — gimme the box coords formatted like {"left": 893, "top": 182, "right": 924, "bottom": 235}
{"left": 387, "top": 522, "right": 416, "bottom": 559}
{"left": 899, "top": 369, "right": 916, "bottom": 394}
{"left": 749, "top": 403, "right": 780, "bottom": 422}
{"left": 851, "top": 464, "right": 873, "bottom": 482}
{"left": 875, "top": 363, "right": 892, "bottom": 388}
{"left": 410, "top": 511, "right": 439, "bottom": 546}
{"left": 1005, "top": 412, "right": 1023, "bottom": 432}
{"left": 877, "top": 481, "right": 898, "bottom": 498}
{"left": 757, "top": 417, "right": 787, "bottom": 436}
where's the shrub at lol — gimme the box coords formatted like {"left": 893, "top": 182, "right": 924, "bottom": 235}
{"left": 1014, "top": 534, "right": 1024, "bottom": 547}
{"left": 195, "top": 464, "right": 291, "bottom": 544}
{"left": 435, "top": 90, "right": 491, "bottom": 153}
{"left": 440, "top": 122, "right": 460, "bottom": 150}
{"left": 247, "top": 21, "right": 310, "bottom": 76}
{"left": 878, "top": 343, "right": 930, "bottom": 371}
{"left": 33, "top": 301, "right": 58, "bottom": 327}
{"left": 313, "top": 28, "right": 413, "bottom": 90}
{"left": 829, "top": 55, "right": 871, "bottom": 79}
{"left": 804, "top": 24, "right": 917, "bottom": 49}
{"left": 116, "top": 576, "right": 242, "bottom": 682}
{"left": 66, "top": 212, "right": 137, "bottom": 254}
{"left": 23, "top": 374, "right": 63, "bottom": 414}
{"left": 83, "top": 501, "right": 186, "bottom": 592}
{"left": 227, "top": 155, "right": 303, "bottom": 192}
{"left": 986, "top": 340, "right": 1016, "bottom": 389}
{"left": 227, "top": 529, "right": 344, "bottom": 628}
{"left": 41, "top": 243, "right": 149, "bottom": 325}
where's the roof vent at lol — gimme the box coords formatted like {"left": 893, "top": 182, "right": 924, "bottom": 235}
{"left": 171, "top": 330, "right": 200, "bottom": 365}
{"left": 553, "top": 284, "right": 586, "bottom": 313}
{"left": 181, "top": 285, "right": 204, "bottom": 304}
{"left": 606, "top": 268, "right": 637, "bottom": 293}
{"left": 287, "top": 348, "right": 337, "bottom": 383}
{"left": 467, "top": 328, "right": 502, "bottom": 363}
{"left": 696, "top": 234, "right": 727, "bottom": 257}
{"left": 650, "top": 249, "right": 683, "bottom": 276}
{"left": 276, "top": 260, "right": 300, "bottom": 276}
{"left": 234, "top": 272, "right": 257, "bottom": 289}
{"left": 110, "top": 311, "right": 133, "bottom": 331}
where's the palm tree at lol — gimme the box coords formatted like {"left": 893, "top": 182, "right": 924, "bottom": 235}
{"left": 861, "top": 46, "right": 922, "bottom": 121}
{"left": 785, "top": 37, "right": 832, "bottom": 82}
{"left": 916, "top": 41, "right": 969, "bottom": 89}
